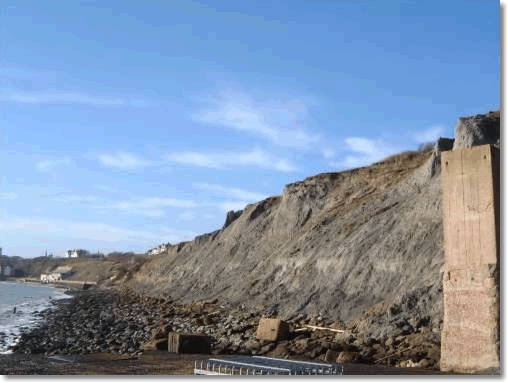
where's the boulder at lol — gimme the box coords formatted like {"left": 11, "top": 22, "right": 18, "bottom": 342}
{"left": 336, "top": 351, "right": 359, "bottom": 364}
{"left": 268, "top": 343, "right": 289, "bottom": 358}
{"left": 453, "top": 110, "right": 500, "bottom": 149}
{"left": 323, "top": 349, "right": 340, "bottom": 362}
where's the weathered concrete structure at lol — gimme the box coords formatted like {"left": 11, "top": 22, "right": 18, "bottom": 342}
{"left": 440, "top": 144, "right": 500, "bottom": 373}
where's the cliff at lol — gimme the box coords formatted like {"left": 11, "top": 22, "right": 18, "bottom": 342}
{"left": 30, "top": 110, "right": 491, "bottom": 344}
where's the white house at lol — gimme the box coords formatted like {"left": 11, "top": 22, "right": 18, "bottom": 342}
{"left": 66, "top": 249, "right": 79, "bottom": 258}
{"left": 40, "top": 272, "right": 62, "bottom": 283}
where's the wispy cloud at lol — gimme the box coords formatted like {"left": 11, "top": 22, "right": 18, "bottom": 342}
{"left": 0, "top": 217, "right": 161, "bottom": 243}
{"left": 102, "top": 197, "right": 198, "bottom": 217}
{"left": 413, "top": 126, "right": 445, "bottom": 143}
{"left": 97, "top": 151, "right": 152, "bottom": 170}
{"left": 113, "top": 198, "right": 197, "bottom": 209}
{"left": 193, "top": 182, "right": 267, "bottom": 201}
{"left": 165, "top": 149, "right": 298, "bottom": 173}
{"left": 0, "top": 192, "right": 17, "bottom": 200}
{"left": 219, "top": 201, "right": 249, "bottom": 212}
{"left": 193, "top": 89, "right": 321, "bottom": 148}
{"left": 1, "top": 91, "right": 155, "bottom": 108}
{"left": 36, "top": 157, "right": 72, "bottom": 173}
{"left": 330, "top": 137, "right": 400, "bottom": 170}
{"left": 53, "top": 195, "right": 99, "bottom": 203}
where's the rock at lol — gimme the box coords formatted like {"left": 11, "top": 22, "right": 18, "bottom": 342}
{"left": 152, "top": 324, "right": 172, "bottom": 339}
{"left": 417, "top": 358, "right": 432, "bottom": 368}
{"left": 259, "top": 343, "right": 276, "bottom": 354}
{"left": 334, "top": 331, "right": 355, "bottom": 344}
{"left": 398, "top": 360, "right": 417, "bottom": 368}
{"left": 323, "top": 349, "right": 340, "bottom": 362}
{"left": 268, "top": 343, "right": 289, "bottom": 358}
{"left": 435, "top": 137, "right": 455, "bottom": 152}
{"left": 453, "top": 110, "right": 500, "bottom": 149}
{"left": 294, "top": 338, "right": 310, "bottom": 349}
{"left": 223, "top": 210, "right": 243, "bottom": 229}
{"left": 336, "top": 351, "right": 359, "bottom": 364}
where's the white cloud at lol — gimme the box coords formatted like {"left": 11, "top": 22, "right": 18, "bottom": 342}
{"left": 165, "top": 149, "right": 298, "bottom": 173}
{"left": 36, "top": 157, "right": 72, "bottom": 173}
{"left": 219, "top": 201, "right": 249, "bottom": 212}
{"left": 202, "top": 213, "right": 215, "bottom": 220}
{"left": 413, "top": 126, "right": 445, "bottom": 143}
{"left": 97, "top": 151, "right": 151, "bottom": 170}
{"left": 193, "top": 182, "right": 267, "bottom": 201}
{"left": 0, "top": 192, "right": 17, "bottom": 200}
{"left": 344, "top": 137, "right": 380, "bottom": 156}
{"left": 330, "top": 137, "right": 400, "bottom": 170}
{"left": 192, "top": 89, "right": 321, "bottom": 148}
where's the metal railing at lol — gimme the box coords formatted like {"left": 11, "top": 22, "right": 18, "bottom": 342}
{"left": 194, "top": 356, "right": 344, "bottom": 375}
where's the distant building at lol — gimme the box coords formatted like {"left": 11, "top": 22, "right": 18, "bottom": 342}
{"left": 0, "top": 247, "right": 2, "bottom": 256}
{"left": 53, "top": 266, "right": 73, "bottom": 278}
{"left": 66, "top": 250, "right": 79, "bottom": 258}
{"left": 41, "top": 272, "right": 63, "bottom": 283}
{"left": 0, "top": 264, "right": 11, "bottom": 277}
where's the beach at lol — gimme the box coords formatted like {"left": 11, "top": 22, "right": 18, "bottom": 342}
{"left": 0, "top": 281, "right": 70, "bottom": 354}
{"left": 0, "top": 285, "right": 457, "bottom": 375}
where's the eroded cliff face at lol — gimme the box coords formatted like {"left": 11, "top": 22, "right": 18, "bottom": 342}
{"left": 120, "top": 110, "right": 498, "bottom": 333}
{"left": 124, "top": 150, "right": 441, "bottom": 324}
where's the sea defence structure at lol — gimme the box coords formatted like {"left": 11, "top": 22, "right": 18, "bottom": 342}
{"left": 440, "top": 144, "right": 500, "bottom": 373}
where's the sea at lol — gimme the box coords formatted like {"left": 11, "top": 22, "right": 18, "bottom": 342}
{"left": 0, "top": 281, "right": 70, "bottom": 353}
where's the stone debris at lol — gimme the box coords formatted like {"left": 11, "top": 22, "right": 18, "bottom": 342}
{"left": 9, "top": 289, "right": 442, "bottom": 370}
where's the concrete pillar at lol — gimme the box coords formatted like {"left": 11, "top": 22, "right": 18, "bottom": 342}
{"left": 440, "top": 144, "right": 500, "bottom": 373}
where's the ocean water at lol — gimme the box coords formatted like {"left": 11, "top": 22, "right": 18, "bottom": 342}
{"left": 0, "top": 281, "right": 70, "bottom": 353}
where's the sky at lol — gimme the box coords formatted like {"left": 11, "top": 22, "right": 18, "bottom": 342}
{"left": 0, "top": 0, "right": 500, "bottom": 258}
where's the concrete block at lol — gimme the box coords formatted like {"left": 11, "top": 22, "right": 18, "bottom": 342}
{"left": 168, "top": 332, "right": 211, "bottom": 354}
{"left": 256, "top": 318, "right": 289, "bottom": 341}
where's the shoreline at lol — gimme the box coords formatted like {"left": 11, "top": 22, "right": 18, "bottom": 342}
{"left": 0, "top": 281, "right": 74, "bottom": 355}
{"left": 0, "top": 287, "right": 453, "bottom": 375}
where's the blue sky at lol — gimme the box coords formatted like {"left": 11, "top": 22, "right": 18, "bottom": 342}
{"left": 0, "top": 0, "right": 499, "bottom": 258}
